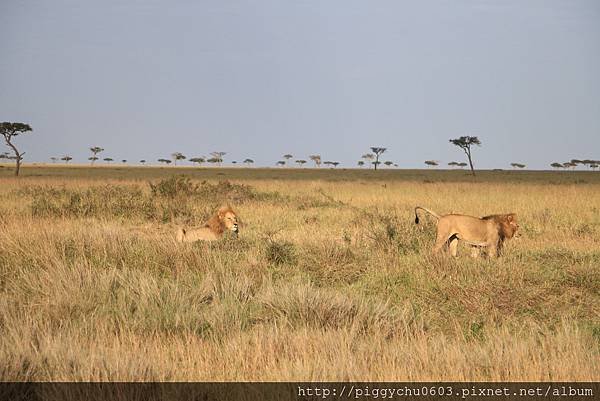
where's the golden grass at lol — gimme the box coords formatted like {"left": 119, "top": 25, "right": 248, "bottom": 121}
{"left": 0, "top": 166, "right": 599, "bottom": 381}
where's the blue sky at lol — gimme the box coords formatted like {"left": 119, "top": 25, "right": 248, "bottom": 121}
{"left": 1, "top": 0, "right": 599, "bottom": 168}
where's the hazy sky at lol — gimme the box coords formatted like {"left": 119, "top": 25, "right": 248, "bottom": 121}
{"left": 1, "top": 0, "right": 599, "bottom": 169}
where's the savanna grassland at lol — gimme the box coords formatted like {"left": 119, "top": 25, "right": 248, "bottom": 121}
{"left": 0, "top": 164, "right": 599, "bottom": 381}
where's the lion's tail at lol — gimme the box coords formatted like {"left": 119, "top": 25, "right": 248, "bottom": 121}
{"left": 176, "top": 227, "right": 186, "bottom": 242}
{"left": 414, "top": 206, "right": 441, "bottom": 224}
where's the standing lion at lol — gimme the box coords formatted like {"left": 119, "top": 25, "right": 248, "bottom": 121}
{"left": 176, "top": 205, "right": 239, "bottom": 242}
{"left": 414, "top": 206, "right": 519, "bottom": 257}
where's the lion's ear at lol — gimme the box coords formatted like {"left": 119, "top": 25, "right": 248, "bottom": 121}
{"left": 507, "top": 214, "right": 516, "bottom": 221}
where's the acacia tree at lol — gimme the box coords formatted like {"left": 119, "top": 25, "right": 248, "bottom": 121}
{"left": 362, "top": 153, "right": 374, "bottom": 165}
{"left": 50, "top": 157, "right": 58, "bottom": 163}
{"left": 210, "top": 152, "right": 226, "bottom": 166}
{"left": 510, "top": 163, "right": 526, "bottom": 169}
{"left": 332, "top": 162, "right": 340, "bottom": 168}
{"left": 189, "top": 157, "right": 206, "bottom": 166}
{"left": 172, "top": 152, "right": 186, "bottom": 166}
{"left": 384, "top": 161, "right": 394, "bottom": 167}
{"left": 243, "top": 158, "right": 254, "bottom": 167}
{"left": 424, "top": 160, "right": 438, "bottom": 168}
{"left": 582, "top": 159, "right": 597, "bottom": 170}
{"left": 89, "top": 147, "right": 104, "bottom": 165}
{"left": 370, "top": 147, "right": 386, "bottom": 170}
{"left": 1, "top": 122, "right": 32, "bottom": 176}
{"left": 140, "top": 160, "right": 146, "bottom": 165}
{"left": 295, "top": 159, "right": 307, "bottom": 168}
{"left": 61, "top": 155, "right": 73, "bottom": 164}
{"left": 449, "top": 136, "right": 481, "bottom": 176}
{"left": 309, "top": 155, "right": 322, "bottom": 168}
{"left": 158, "top": 158, "right": 172, "bottom": 165}
{"left": 550, "top": 162, "right": 563, "bottom": 170}
{"left": 103, "top": 157, "right": 114, "bottom": 163}
{"left": 282, "top": 154, "right": 293, "bottom": 166}
{"left": 276, "top": 160, "right": 285, "bottom": 167}
{"left": 357, "top": 160, "right": 365, "bottom": 168}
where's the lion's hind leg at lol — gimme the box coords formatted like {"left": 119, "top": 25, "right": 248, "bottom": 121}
{"left": 449, "top": 237, "right": 459, "bottom": 257}
{"left": 176, "top": 228, "right": 186, "bottom": 242}
{"left": 432, "top": 230, "right": 456, "bottom": 256}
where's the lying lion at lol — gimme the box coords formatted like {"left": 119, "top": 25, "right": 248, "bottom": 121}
{"left": 176, "top": 205, "right": 239, "bottom": 242}
{"left": 414, "top": 206, "right": 519, "bottom": 257}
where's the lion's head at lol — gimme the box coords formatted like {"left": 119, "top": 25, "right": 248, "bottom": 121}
{"left": 482, "top": 213, "right": 519, "bottom": 239}
{"left": 206, "top": 205, "right": 239, "bottom": 235}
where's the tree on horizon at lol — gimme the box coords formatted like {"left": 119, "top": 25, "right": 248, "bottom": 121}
{"left": 210, "top": 152, "right": 226, "bottom": 166}
{"left": 189, "top": 157, "right": 206, "bottom": 166}
{"left": 449, "top": 136, "right": 481, "bottom": 176}
{"left": 369, "top": 147, "right": 386, "bottom": 170}
{"left": 89, "top": 146, "right": 104, "bottom": 166}
{"left": 1, "top": 122, "right": 32, "bottom": 176}
{"left": 309, "top": 155, "right": 322, "bottom": 168}
{"left": 171, "top": 152, "right": 186, "bottom": 166}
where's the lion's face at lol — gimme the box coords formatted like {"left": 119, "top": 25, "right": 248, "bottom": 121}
{"left": 501, "top": 214, "right": 519, "bottom": 239}
{"left": 220, "top": 210, "right": 239, "bottom": 233}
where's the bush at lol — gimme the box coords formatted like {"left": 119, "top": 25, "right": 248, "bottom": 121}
{"left": 27, "top": 177, "right": 282, "bottom": 223}
{"left": 265, "top": 240, "right": 296, "bottom": 266}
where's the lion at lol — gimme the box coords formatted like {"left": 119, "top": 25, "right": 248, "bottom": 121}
{"left": 176, "top": 205, "right": 239, "bottom": 242}
{"left": 414, "top": 206, "right": 519, "bottom": 257}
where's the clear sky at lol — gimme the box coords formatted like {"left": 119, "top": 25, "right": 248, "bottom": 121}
{"left": 1, "top": 0, "right": 599, "bottom": 169}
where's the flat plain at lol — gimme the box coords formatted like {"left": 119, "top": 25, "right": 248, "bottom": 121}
{"left": 1, "top": 164, "right": 599, "bottom": 380}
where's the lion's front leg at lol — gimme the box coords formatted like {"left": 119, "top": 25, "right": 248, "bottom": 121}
{"left": 486, "top": 241, "right": 500, "bottom": 257}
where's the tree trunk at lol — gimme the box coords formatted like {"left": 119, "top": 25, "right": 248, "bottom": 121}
{"left": 465, "top": 148, "right": 475, "bottom": 176}
{"left": 5, "top": 138, "right": 21, "bottom": 177}
{"left": 15, "top": 157, "right": 21, "bottom": 176}
{"left": 374, "top": 155, "right": 379, "bottom": 170}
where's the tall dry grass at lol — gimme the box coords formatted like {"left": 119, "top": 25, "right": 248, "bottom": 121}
{"left": 0, "top": 168, "right": 598, "bottom": 381}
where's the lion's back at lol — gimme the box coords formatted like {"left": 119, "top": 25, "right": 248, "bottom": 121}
{"left": 440, "top": 214, "right": 496, "bottom": 241}
{"left": 177, "top": 227, "right": 221, "bottom": 242}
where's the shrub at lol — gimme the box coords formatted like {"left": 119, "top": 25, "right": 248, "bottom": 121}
{"left": 265, "top": 240, "right": 296, "bottom": 266}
